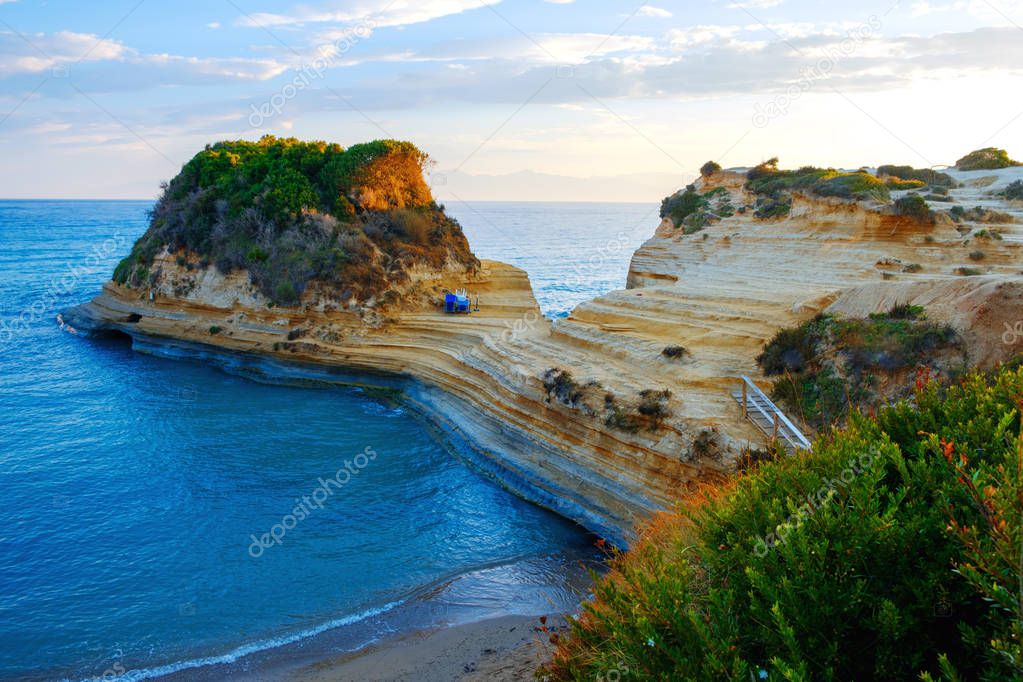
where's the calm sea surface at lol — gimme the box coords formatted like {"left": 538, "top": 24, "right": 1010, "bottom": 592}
{"left": 0, "top": 200, "right": 655, "bottom": 680}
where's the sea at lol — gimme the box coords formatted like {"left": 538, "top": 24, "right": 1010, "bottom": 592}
{"left": 0, "top": 199, "right": 657, "bottom": 681}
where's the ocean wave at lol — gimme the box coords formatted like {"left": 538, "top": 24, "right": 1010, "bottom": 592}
{"left": 69, "top": 600, "right": 403, "bottom": 682}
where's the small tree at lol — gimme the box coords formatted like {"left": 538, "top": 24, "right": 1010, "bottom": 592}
{"left": 955, "top": 147, "right": 1020, "bottom": 171}
{"left": 700, "top": 160, "right": 722, "bottom": 177}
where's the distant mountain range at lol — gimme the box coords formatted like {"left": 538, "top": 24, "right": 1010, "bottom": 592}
{"left": 429, "top": 169, "right": 695, "bottom": 203}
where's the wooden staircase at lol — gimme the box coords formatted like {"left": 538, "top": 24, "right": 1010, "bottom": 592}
{"left": 731, "top": 376, "right": 812, "bottom": 453}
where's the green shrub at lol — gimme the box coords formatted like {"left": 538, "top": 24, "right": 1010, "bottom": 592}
{"left": 969, "top": 250, "right": 986, "bottom": 261}
{"left": 111, "top": 135, "right": 478, "bottom": 305}
{"left": 974, "top": 229, "right": 1003, "bottom": 240}
{"left": 208, "top": 325, "right": 222, "bottom": 335}
{"left": 877, "top": 164, "right": 955, "bottom": 188}
{"left": 959, "top": 206, "right": 1016, "bottom": 224}
{"left": 814, "top": 172, "right": 890, "bottom": 201}
{"left": 662, "top": 345, "right": 689, "bottom": 360}
{"left": 273, "top": 281, "right": 298, "bottom": 305}
{"left": 543, "top": 365, "right": 1023, "bottom": 682}
{"left": 1004, "top": 180, "right": 1023, "bottom": 200}
{"left": 543, "top": 368, "right": 584, "bottom": 407}
{"left": 700, "top": 160, "right": 722, "bottom": 176}
{"left": 746, "top": 157, "right": 780, "bottom": 183}
{"left": 746, "top": 164, "right": 830, "bottom": 196}
{"left": 659, "top": 185, "right": 708, "bottom": 227}
{"left": 885, "top": 177, "right": 927, "bottom": 190}
{"left": 894, "top": 194, "right": 934, "bottom": 223}
{"left": 757, "top": 308, "right": 960, "bottom": 429}
{"left": 637, "top": 389, "right": 672, "bottom": 422}
{"left": 957, "top": 266, "right": 983, "bottom": 276}
{"left": 754, "top": 193, "right": 792, "bottom": 219}
{"left": 882, "top": 303, "right": 926, "bottom": 320}
{"left": 955, "top": 147, "right": 1020, "bottom": 171}
{"left": 603, "top": 394, "right": 641, "bottom": 434}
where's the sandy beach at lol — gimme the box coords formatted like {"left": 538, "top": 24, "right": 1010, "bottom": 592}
{"left": 287, "top": 614, "right": 567, "bottom": 682}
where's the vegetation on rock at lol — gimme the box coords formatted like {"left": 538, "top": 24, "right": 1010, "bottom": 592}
{"left": 756, "top": 306, "right": 962, "bottom": 430}
{"left": 661, "top": 345, "right": 690, "bottom": 360}
{"left": 113, "top": 136, "right": 477, "bottom": 305}
{"left": 1002, "top": 180, "right": 1023, "bottom": 200}
{"left": 700, "top": 160, "right": 722, "bottom": 177}
{"left": 877, "top": 164, "right": 955, "bottom": 188}
{"left": 543, "top": 363, "right": 1023, "bottom": 681}
{"left": 893, "top": 194, "right": 935, "bottom": 223}
{"left": 956, "top": 147, "right": 1020, "bottom": 171}
{"left": 745, "top": 160, "right": 890, "bottom": 202}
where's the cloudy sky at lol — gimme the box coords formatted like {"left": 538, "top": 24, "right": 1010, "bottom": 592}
{"left": 1, "top": 0, "right": 1022, "bottom": 200}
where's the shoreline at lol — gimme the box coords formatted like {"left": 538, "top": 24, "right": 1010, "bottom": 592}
{"left": 130, "top": 551, "right": 599, "bottom": 682}
{"left": 283, "top": 614, "right": 569, "bottom": 682}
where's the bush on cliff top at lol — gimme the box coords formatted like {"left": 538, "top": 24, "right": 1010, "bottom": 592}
{"left": 659, "top": 184, "right": 707, "bottom": 227}
{"left": 744, "top": 160, "right": 890, "bottom": 203}
{"left": 700, "top": 160, "right": 722, "bottom": 177}
{"left": 956, "top": 147, "right": 1021, "bottom": 171}
{"left": 1003, "top": 180, "right": 1023, "bottom": 200}
{"left": 113, "top": 136, "right": 477, "bottom": 305}
{"left": 542, "top": 363, "right": 1023, "bottom": 681}
{"left": 878, "top": 164, "right": 955, "bottom": 188}
{"left": 756, "top": 307, "right": 961, "bottom": 430}
{"left": 894, "top": 193, "right": 935, "bottom": 223}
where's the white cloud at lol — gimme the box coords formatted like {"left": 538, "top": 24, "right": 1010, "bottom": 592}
{"left": 638, "top": 5, "right": 672, "bottom": 18}
{"left": 0, "top": 31, "right": 125, "bottom": 76}
{"left": 236, "top": 0, "right": 503, "bottom": 30}
{"left": 727, "top": 0, "right": 785, "bottom": 8}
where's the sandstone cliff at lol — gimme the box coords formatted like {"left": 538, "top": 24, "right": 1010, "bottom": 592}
{"left": 65, "top": 160, "right": 1023, "bottom": 546}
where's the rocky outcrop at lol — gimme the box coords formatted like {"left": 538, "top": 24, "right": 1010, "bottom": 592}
{"left": 65, "top": 164, "right": 1023, "bottom": 547}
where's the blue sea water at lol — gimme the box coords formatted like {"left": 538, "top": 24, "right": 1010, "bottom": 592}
{"left": 0, "top": 199, "right": 656, "bottom": 681}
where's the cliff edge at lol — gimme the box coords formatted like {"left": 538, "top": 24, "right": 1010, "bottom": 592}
{"left": 65, "top": 145, "right": 1023, "bottom": 545}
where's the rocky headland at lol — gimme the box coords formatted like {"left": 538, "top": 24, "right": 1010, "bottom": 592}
{"left": 65, "top": 140, "right": 1023, "bottom": 546}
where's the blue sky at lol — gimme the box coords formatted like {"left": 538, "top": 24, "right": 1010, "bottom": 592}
{"left": 1, "top": 0, "right": 1022, "bottom": 199}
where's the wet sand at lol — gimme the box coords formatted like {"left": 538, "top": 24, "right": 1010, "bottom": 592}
{"left": 287, "top": 614, "right": 569, "bottom": 682}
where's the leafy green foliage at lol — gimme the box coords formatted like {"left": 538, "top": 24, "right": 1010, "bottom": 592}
{"left": 701, "top": 160, "right": 722, "bottom": 176}
{"left": 745, "top": 162, "right": 890, "bottom": 202}
{"left": 886, "top": 177, "right": 927, "bottom": 190}
{"left": 878, "top": 164, "right": 956, "bottom": 188}
{"left": 112, "top": 136, "right": 477, "bottom": 305}
{"left": 956, "top": 148, "right": 1021, "bottom": 171}
{"left": 894, "top": 194, "right": 934, "bottom": 223}
{"left": 1002, "top": 180, "right": 1023, "bottom": 200}
{"left": 543, "top": 365, "right": 1023, "bottom": 682}
{"left": 660, "top": 184, "right": 708, "bottom": 227}
{"left": 757, "top": 307, "right": 961, "bottom": 429}
{"left": 813, "top": 172, "right": 891, "bottom": 201}
{"left": 754, "top": 193, "right": 793, "bottom": 219}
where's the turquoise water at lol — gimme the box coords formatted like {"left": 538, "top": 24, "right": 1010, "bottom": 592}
{"left": 0, "top": 200, "right": 655, "bottom": 681}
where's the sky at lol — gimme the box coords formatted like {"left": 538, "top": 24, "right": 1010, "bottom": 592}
{"left": 0, "top": 0, "right": 1022, "bottom": 201}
